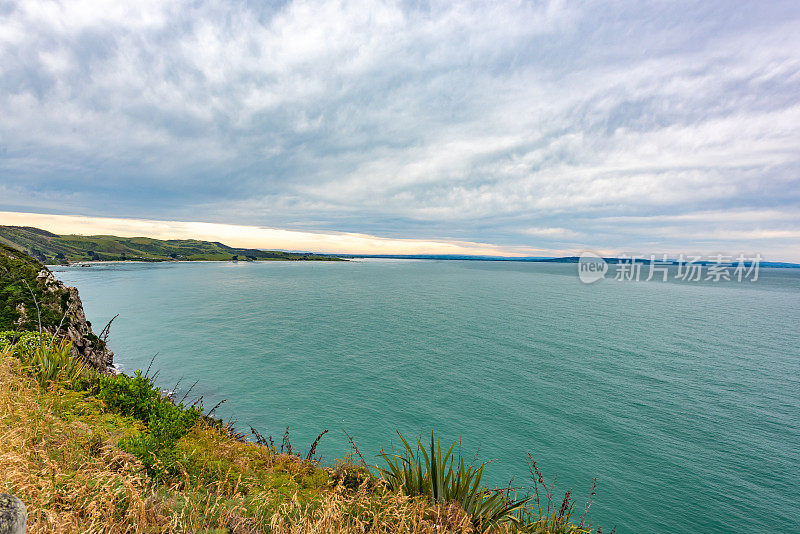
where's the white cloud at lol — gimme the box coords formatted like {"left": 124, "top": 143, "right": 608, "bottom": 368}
{"left": 522, "top": 227, "right": 584, "bottom": 240}
{"left": 597, "top": 209, "right": 799, "bottom": 225}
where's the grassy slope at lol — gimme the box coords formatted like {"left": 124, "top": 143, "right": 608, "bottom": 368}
{"left": 0, "top": 340, "right": 599, "bottom": 534}
{"left": 0, "top": 354, "right": 457, "bottom": 533}
{"left": 0, "top": 225, "right": 343, "bottom": 263}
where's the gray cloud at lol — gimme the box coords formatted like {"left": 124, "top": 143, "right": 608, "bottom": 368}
{"left": 1, "top": 0, "right": 799, "bottom": 259}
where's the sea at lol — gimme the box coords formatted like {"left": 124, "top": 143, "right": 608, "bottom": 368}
{"left": 53, "top": 259, "right": 800, "bottom": 534}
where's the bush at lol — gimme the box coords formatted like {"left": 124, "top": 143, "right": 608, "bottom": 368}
{"left": 93, "top": 370, "right": 201, "bottom": 477}
{"left": 0, "top": 244, "right": 72, "bottom": 331}
{"left": 94, "top": 370, "right": 163, "bottom": 423}
{"left": 3, "top": 331, "right": 201, "bottom": 479}
{"left": 0, "top": 330, "right": 46, "bottom": 352}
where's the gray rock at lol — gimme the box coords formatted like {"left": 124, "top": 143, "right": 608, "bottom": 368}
{"left": 0, "top": 494, "right": 26, "bottom": 534}
{"left": 34, "top": 269, "right": 114, "bottom": 371}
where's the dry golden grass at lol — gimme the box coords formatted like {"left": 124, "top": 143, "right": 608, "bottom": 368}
{"left": 0, "top": 355, "right": 156, "bottom": 532}
{"left": 0, "top": 354, "right": 495, "bottom": 533}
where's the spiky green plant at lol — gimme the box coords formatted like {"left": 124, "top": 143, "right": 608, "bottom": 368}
{"left": 20, "top": 338, "right": 86, "bottom": 386}
{"left": 378, "top": 431, "right": 528, "bottom": 531}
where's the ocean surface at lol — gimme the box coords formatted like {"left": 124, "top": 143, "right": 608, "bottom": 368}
{"left": 54, "top": 259, "right": 800, "bottom": 534}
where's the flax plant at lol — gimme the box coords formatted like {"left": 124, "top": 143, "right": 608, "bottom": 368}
{"left": 378, "top": 431, "right": 528, "bottom": 531}
{"left": 20, "top": 338, "right": 85, "bottom": 387}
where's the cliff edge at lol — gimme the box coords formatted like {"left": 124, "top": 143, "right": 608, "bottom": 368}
{"left": 0, "top": 243, "right": 113, "bottom": 370}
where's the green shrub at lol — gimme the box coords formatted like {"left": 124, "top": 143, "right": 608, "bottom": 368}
{"left": 94, "top": 370, "right": 201, "bottom": 477}
{"left": 94, "top": 370, "right": 163, "bottom": 423}
{"left": 378, "top": 432, "right": 528, "bottom": 531}
{"left": 0, "top": 330, "right": 46, "bottom": 352}
{"left": 2, "top": 330, "right": 201, "bottom": 479}
{"left": 0, "top": 244, "right": 72, "bottom": 331}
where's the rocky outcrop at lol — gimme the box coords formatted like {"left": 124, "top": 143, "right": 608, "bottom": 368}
{"left": 0, "top": 494, "right": 26, "bottom": 534}
{"left": 31, "top": 268, "right": 114, "bottom": 371}
{"left": 1, "top": 243, "right": 113, "bottom": 371}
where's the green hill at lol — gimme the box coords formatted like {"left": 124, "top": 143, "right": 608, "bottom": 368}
{"left": 0, "top": 225, "right": 343, "bottom": 264}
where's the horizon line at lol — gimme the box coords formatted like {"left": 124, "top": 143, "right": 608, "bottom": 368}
{"left": 0, "top": 211, "right": 792, "bottom": 263}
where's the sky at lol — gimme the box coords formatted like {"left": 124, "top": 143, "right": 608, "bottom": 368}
{"left": 1, "top": 0, "right": 799, "bottom": 260}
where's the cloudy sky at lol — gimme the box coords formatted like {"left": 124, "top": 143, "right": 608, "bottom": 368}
{"left": 1, "top": 0, "right": 799, "bottom": 259}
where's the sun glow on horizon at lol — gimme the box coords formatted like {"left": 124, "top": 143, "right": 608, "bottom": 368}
{"left": 0, "top": 211, "right": 565, "bottom": 257}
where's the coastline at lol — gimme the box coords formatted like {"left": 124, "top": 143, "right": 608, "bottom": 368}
{"left": 48, "top": 258, "right": 349, "bottom": 266}
{"left": 1, "top": 246, "right": 600, "bottom": 532}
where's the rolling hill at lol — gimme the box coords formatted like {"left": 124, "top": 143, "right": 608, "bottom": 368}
{"left": 0, "top": 225, "right": 343, "bottom": 264}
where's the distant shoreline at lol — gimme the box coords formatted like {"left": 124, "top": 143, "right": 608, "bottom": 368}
{"left": 50, "top": 255, "right": 800, "bottom": 269}
{"left": 328, "top": 254, "right": 800, "bottom": 268}
{"left": 48, "top": 258, "right": 348, "bottom": 267}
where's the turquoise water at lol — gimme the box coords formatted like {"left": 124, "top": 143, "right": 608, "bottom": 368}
{"left": 54, "top": 260, "right": 800, "bottom": 533}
